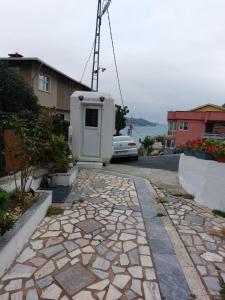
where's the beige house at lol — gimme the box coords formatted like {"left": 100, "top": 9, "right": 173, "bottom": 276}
{"left": 0, "top": 53, "right": 91, "bottom": 120}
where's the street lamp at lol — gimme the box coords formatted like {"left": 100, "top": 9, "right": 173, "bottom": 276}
{"left": 94, "top": 67, "right": 107, "bottom": 74}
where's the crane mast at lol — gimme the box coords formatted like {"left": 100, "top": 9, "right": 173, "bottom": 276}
{"left": 91, "top": 0, "right": 111, "bottom": 91}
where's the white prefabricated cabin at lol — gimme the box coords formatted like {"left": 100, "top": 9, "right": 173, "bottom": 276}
{"left": 70, "top": 91, "right": 115, "bottom": 164}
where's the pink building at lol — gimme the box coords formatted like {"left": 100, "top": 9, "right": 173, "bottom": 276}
{"left": 166, "top": 104, "right": 225, "bottom": 148}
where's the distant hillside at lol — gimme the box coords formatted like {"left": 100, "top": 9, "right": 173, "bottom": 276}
{"left": 126, "top": 117, "right": 158, "bottom": 127}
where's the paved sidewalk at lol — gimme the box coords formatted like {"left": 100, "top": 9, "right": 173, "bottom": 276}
{"left": 0, "top": 170, "right": 165, "bottom": 300}
{"left": 154, "top": 185, "right": 225, "bottom": 299}
{"left": 106, "top": 163, "right": 184, "bottom": 195}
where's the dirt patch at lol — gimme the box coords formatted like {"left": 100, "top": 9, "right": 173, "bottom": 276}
{"left": 8, "top": 192, "right": 41, "bottom": 222}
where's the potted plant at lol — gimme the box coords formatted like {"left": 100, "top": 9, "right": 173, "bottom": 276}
{"left": 207, "top": 145, "right": 225, "bottom": 163}
{"left": 184, "top": 138, "right": 225, "bottom": 162}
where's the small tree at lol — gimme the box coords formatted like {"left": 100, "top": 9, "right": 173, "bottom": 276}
{"left": 4, "top": 112, "right": 52, "bottom": 203}
{"left": 115, "top": 105, "right": 129, "bottom": 136}
{"left": 222, "top": 104, "right": 225, "bottom": 108}
{"left": 0, "top": 62, "right": 40, "bottom": 113}
{"left": 139, "top": 135, "right": 166, "bottom": 156}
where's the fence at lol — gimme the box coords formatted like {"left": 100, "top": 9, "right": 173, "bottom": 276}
{"left": 4, "top": 129, "right": 22, "bottom": 173}
{"left": 0, "top": 111, "right": 30, "bottom": 176}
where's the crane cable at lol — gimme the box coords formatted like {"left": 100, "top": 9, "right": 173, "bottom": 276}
{"left": 80, "top": 4, "right": 125, "bottom": 108}
{"left": 80, "top": 40, "right": 95, "bottom": 83}
{"left": 107, "top": 9, "right": 125, "bottom": 107}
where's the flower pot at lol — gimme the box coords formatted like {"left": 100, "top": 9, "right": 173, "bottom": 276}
{"left": 216, "top": 154, "right": 225, "bottom": 163}
{"left": 183, "top": 149, "right": 195, "bottom": 157}
{"left": 195, "top": 151, "right": 215, "bottom": 161}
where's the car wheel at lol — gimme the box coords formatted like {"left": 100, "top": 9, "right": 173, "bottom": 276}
{"left": 134, "top": 156, "right": 138, "bottom": 160}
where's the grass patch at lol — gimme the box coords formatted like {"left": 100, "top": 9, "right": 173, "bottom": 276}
{"left": 220, "top": 283, "right": 225, "bottom": 299}
{"left": 46, "top": 206, "right": 63, "bottom": 216}
{"left": 155, "top": 197, "right": 167, "bottom": 204}
{"left": 212, "top": 209, "right": 225, "bottom": 218}
{"left": 171, "top": 192, "right": 183, "bottom": 197}
{"left": 182, "top": 193, "right": 194, "bottom": 200}
{"left": 156, "top": 212, "right": 166, "bottom": 217}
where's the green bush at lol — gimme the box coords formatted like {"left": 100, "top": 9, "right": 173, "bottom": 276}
{"left": 0, "top": 189, "right": 13, "bottom": 211}
{"left": 0, "top": 62, "right": 40, "bottom": 113}
{"left": 49, "top": 134, "right": 69, "bottom": 173}
{"left": 0, "top": 211, "right": 15, "bottom": 236}
{"left": 0, "top": 189, "right": 14, "bottom": 236}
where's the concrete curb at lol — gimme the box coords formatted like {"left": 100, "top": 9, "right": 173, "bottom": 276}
{"left": 0, "top": 191, "right": 52, "bottom": 278}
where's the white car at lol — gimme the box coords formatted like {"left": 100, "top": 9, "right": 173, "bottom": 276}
{"left": 112, "top": 136, "right": 138, "bottom": 160}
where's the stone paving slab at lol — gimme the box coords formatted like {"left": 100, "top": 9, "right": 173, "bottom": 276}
{"left": 54, "top": 264, "right": 96, "bottom": 296}
{"left": 0, "top": 170, "right": 162, "bottom": 300}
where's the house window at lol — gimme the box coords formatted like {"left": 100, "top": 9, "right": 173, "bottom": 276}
{"left": 38, "top": 73, "right": 50, "bottom": 92}
{"left": 168, "top": 121, "right": 176, "bottom": 131}
{"left": 166, "top": 139, "right": 175, "bottom": 148}
{"left": 168, "top": 121, "right": 176, "bottom": 135}
{"left": 180, "top": 121, "right": 188, "bottom": 131}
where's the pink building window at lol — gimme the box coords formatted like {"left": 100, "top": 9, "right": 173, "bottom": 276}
{"left": 168, "top": 121, "right": 176, "bottom": 135}
{"left": 179, "top": 121, "right": 188, "bottom": 131}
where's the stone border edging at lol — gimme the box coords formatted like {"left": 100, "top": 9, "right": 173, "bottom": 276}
{"left": 0, "top": 191, "right": 52, "bottom": 278}
{"left": 134, "top": 176, "right": 192, "bottom": 300}
{"left": 145, "top": 180, "right": 211, "bottom": 300}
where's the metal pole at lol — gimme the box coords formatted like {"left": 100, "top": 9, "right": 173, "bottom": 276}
{"left": 91, "top": 0, "right": 102, "bottom": 91}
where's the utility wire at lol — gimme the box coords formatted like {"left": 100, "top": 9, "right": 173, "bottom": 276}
{"left": 80, "top": 41, "right": 95, "bottom": 83}
{"left": 107, "top": 9, "right": 125, "bottom": 107}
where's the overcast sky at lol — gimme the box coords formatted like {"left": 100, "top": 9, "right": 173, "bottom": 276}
{"left": 1, "top": 0, "right": 225, "bottom": 123}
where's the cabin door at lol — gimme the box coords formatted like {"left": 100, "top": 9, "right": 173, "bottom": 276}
{"left": 82, "top": 106, "right": 101, "bottom": 157}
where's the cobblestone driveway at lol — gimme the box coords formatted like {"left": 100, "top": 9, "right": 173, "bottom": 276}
{"left": 0, "top": 170, "right": 161, "bottom": 300}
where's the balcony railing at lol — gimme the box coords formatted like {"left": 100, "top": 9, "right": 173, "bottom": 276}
{"left": 202, "top": 133, "right": 225, "bottom": 140}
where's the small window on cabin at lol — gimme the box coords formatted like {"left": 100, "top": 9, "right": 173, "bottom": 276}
{"left": 179, "top": 121, "right": 188, "bottom": 131}
{"left": 38, "top": 73, "right": 50, "bottom": 92}
{"left": 85, "top": 108, "right": 98, "bottom": 127}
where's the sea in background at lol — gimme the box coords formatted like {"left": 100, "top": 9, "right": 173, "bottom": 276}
{"left": 121, "top": 124, "right": 168, "bottom": 145}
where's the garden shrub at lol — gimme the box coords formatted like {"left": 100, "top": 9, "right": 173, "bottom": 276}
{"left": 184, "top": 138, "right": 225, "bottom": 157}
{"left": 49, "top": 134, "right": 69, "bottom": 173}
{"left": 139, "top": 135, "right": 166, "bottom": 156}
{"left": 0, "top": 188, "right": 14, "bottom": 236}
{"left": 0, "top": 62, "right": 40, "bottom": 113}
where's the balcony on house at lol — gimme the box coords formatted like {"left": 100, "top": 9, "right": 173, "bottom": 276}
{"left": 202, "top": 133, "right": 225, "bottom": 139}
{"left": 202, "top": 122, "right": 225, "bottom": 140}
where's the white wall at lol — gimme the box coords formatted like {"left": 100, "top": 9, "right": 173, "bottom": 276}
{"left": 179, "top": 154, "right": 225, "bottom": 210}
